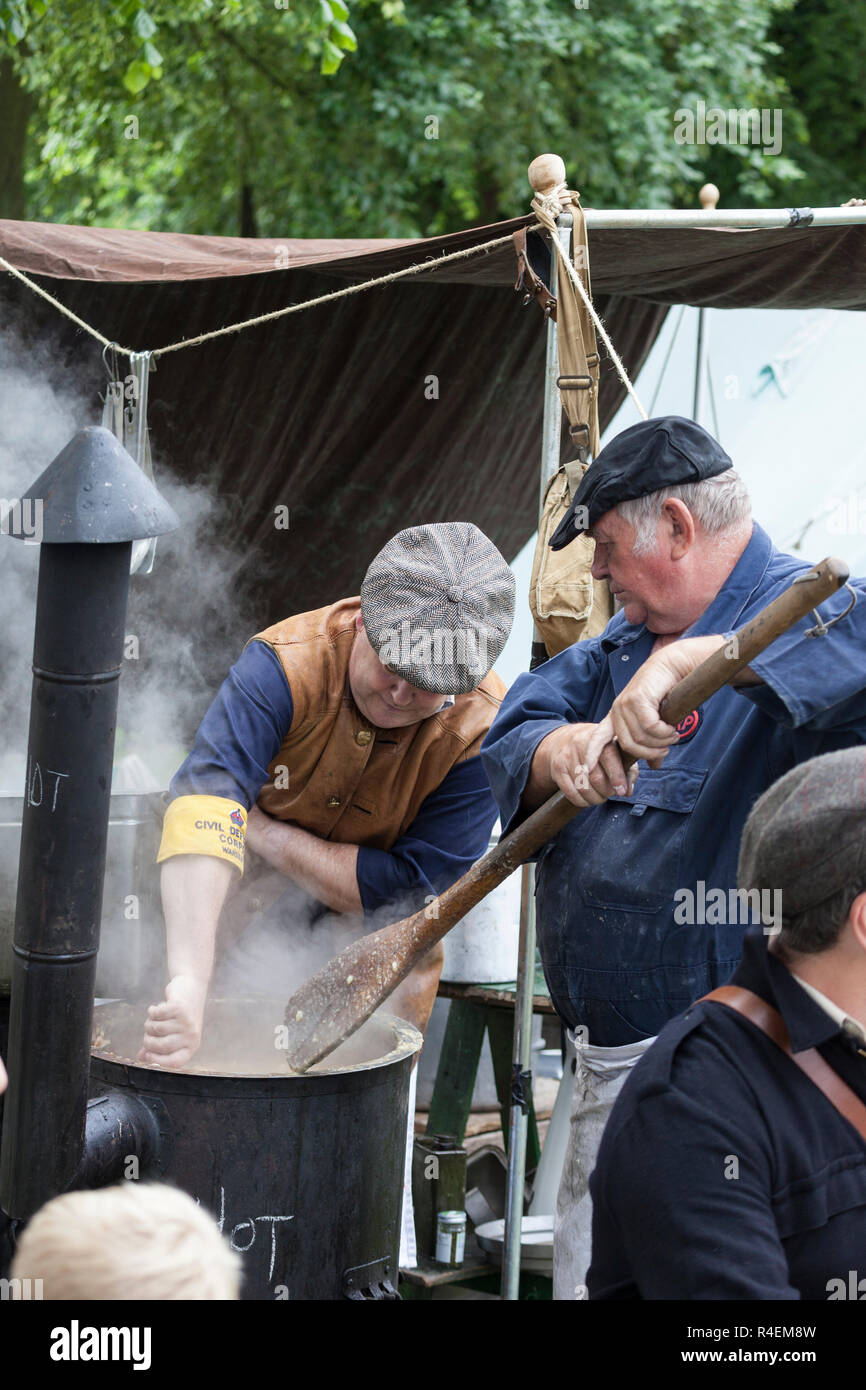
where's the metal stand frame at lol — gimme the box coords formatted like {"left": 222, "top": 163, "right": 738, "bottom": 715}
{"left": 501, "top": 213, "right": 572, "bottom": 1300}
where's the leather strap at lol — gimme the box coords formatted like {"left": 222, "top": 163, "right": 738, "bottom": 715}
{"left": 512, "top": 227, "right": 556, "bottom": 318}
{"left": 700, "top": 986, "right": 866, "bottom": 1144}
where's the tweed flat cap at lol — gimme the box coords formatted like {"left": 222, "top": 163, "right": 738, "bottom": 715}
{"left": 549, "top": 416, "right": 733, "bottom": 549}
{"left": 360, "top": 523, "right": 515, "bottom": 694}
{"left": 738, "top": 747, "right": 866, "bottom": 919}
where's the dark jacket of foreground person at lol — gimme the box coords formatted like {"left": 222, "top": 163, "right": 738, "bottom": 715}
{"left": 587, "top": 928, "right": 866, "bottom": 1299}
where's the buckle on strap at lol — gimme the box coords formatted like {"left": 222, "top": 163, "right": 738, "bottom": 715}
{"left": 569, "top": 422, "right": 592, "bottom": 449}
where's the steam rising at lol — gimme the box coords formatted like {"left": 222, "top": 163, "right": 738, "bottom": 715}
{"left": 0, "top": 328, "right": 80, "bottom": 790}
{"left": 0, "top": 325, "right": 255, "bottom": 793}
{"left": 215, "top": 869, "right": 419, "bottom": 1004}
{"left": 0, "top": 327, "right": 418, "bottom": 1065}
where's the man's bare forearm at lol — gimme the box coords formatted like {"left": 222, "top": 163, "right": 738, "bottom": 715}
{"left": 161, "top": 854, "right": 236, "bottom": 989}
{"left": 523, "top": 725, "right": 574, "bottom": 811}
{"left": 251, "top": 816, "right": 362, "bottom": 915}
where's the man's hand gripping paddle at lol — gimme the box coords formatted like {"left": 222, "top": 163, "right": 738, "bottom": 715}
{"left": 281, "top": 557, "right": 850, "bottom": 1072}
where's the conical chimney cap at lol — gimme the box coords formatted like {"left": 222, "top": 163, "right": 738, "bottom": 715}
{"left": 5, "top": 425, "right": 179, "bottom": 543}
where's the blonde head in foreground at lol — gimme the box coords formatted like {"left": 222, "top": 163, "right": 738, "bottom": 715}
{"left": 11, "top": 1181, "right": 241, "bottom": 1300}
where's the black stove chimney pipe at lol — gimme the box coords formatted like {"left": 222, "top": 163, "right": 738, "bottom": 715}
{"left": 0, "top": 426, "right": 177, "bottom": 1220}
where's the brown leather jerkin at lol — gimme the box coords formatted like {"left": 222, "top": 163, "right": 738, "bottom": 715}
{"left": 251, "top": 596, "right": 505, "bottom": 846}
{"left": 700, "top": 986, "right": 866, "bottom": 1144}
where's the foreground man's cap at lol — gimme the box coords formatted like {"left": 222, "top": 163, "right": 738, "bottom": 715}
{"left": 361, "top": 522, "right": 515, "bottom": 694}
{"left": 549, "top": 416, "right": 733, "bottom": 550}
{"left": 738, "top": 747, "right": 866, "bottom": 918}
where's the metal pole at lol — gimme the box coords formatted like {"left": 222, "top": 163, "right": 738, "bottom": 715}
{"left": 692, "top": 307, "right": 705, "bottom": 423}
{"left": 581, "top": 206, "right": 866, "bottom": 229}
{"left": 501, "top": 214, "right": 571, "bottom": 1301}
{"left": 501, "top": 864, "right": 538, "bottom": 1300}
{"left": 538, "top": 232, "right": 569, "bottom": 502}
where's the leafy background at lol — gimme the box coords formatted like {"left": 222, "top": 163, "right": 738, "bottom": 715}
{"left": 0, "top": 0, "right": 862, "bottom": 237}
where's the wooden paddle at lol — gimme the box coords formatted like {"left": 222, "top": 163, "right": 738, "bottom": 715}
{"left": 282, "top": 556, "right": 849, "bottom": 1071}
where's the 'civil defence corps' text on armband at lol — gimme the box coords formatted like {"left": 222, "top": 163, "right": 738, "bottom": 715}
{"left": 157, "top": 795, "right": 247, "bottom": 873}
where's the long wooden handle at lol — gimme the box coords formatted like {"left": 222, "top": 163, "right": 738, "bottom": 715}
{"left": 283, "top": 555, "right": 848, "bottom": 1070}
{"left": 421, "top": 554, "right": 849, "bottom": 906}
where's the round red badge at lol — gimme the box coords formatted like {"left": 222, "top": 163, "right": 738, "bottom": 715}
{"left": 675, "top": 709, "right": 701, "bottom": 741}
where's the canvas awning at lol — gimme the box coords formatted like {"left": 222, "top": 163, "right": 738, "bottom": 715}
{"left": 4, "top": 213, "right": 865, "bottom": 305}
{"left": 1, "top": 212, "right": 864, "bottom": 631}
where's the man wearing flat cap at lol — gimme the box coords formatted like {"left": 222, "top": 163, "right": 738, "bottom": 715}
{"left": 481, "top": 414, "right": 866, "bottom": 1298}
{"left": 589, "top": 746, "right": 866, "bottom": 1299}
{"left": 143, "top": 521, "right": 515, "bottom": 1070}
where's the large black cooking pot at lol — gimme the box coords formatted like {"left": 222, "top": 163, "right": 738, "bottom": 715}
{"left": 89, "top": 999, "right": 421, "bottom": 1301}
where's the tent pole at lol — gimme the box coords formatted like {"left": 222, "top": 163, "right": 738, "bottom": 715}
{"left": 692, "top": 185, "right": 720, "bottom": 425}
{"left": 692, "top": 307, "right": 705, "bottom": 423}
{"left": 501, "top": 201, "right": 571, "bottom": 1302}
{"left": 581, "top": 205, "right": 866, "bottom": 230}
{"left": 538, "top": 225, "right": 571, "bottom": 504}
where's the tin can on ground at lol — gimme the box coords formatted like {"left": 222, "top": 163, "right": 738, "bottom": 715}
{"left": 411, "top": 1132, "right": 468, "bottom": 1259}
{"left": 435, "top": 1210, "right": 466, "bottom": 1266}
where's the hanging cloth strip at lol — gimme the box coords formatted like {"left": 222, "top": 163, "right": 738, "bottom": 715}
{"left": 101, "top": 349, "right": 159, "bottom": 575}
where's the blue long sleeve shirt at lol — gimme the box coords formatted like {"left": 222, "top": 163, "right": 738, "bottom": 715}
{"left": 169, "top": 640, "right": 498, "bottom": 915}
{"left": 481, "top": 524, "right": 866, "bottom": 1045}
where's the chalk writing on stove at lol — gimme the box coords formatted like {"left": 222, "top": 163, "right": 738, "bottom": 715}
{"left": 26, "top": 757, "right": 70, "bottom": 812}
{"left": 215, "top": 1186, "right": 294, "bottom": 1282}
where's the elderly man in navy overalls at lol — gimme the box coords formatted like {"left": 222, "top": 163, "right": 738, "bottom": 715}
{"left": 482, "top": 416, "right": 866, "bottom": 1299}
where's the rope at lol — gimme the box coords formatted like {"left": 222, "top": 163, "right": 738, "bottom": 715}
{"left": 0, "top": 252, "right": 119, "bottom": 350}
{"left": 0, "top": 226, "right": 542, "bottom": 362}
{"left": 548, "top": 224, "right": 649, "bottom": 421}
{"left": 535, "top": 184, "right": 568, "bottom": 218}
{"left": 1, "top": 207, "right": 648, "bottom": 421}
{"left": 154, "top": 227, "right": 532, "bottom": 357}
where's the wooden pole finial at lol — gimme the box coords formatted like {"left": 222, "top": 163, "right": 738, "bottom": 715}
{"left": 699, "top": 182, "right": 721, "bottom": 211}
{"left": 528, "top": 153, "right": 567, "bottom": 196}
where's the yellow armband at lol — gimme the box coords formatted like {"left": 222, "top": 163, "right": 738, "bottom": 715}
{"left": 157, "top": 795, "right": 247, "bottom": 874}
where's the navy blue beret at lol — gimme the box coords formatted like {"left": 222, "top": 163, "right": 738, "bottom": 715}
{"left": 549, "top": 416, "right": 733, "bottom": 550}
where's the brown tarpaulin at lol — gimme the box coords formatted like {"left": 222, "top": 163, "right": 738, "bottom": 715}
{"left": 3, "top": 214, "right": 865, "bottom": 304}
{"left": 1, "top": 213, "right": 864, "bottom": 626}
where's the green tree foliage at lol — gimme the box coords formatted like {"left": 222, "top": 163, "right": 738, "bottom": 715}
{"left": 0, "top": 0, "right": 859, "bottom": 236}
{"left": 770, "top": 0, "right": 866, "bottom": 205}
{"left": 0, "top": 0, "right": 389, "bottom": 226}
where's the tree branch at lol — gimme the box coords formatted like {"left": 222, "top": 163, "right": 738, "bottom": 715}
{"left": 214, "top": 26, "right": 296, "bottom": 96}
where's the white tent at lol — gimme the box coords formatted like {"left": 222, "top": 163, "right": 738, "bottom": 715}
{"left": 498, "top": 304, "right": 866, "bottom": 686}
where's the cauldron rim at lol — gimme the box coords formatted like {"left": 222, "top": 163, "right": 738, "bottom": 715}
{"left": 89, "top": 1001, "right": 422, "bottom": 1099}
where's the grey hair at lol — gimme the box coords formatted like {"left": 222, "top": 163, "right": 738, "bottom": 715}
{"left": 616, "top": 469, "right": 752, "bottom": 556}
